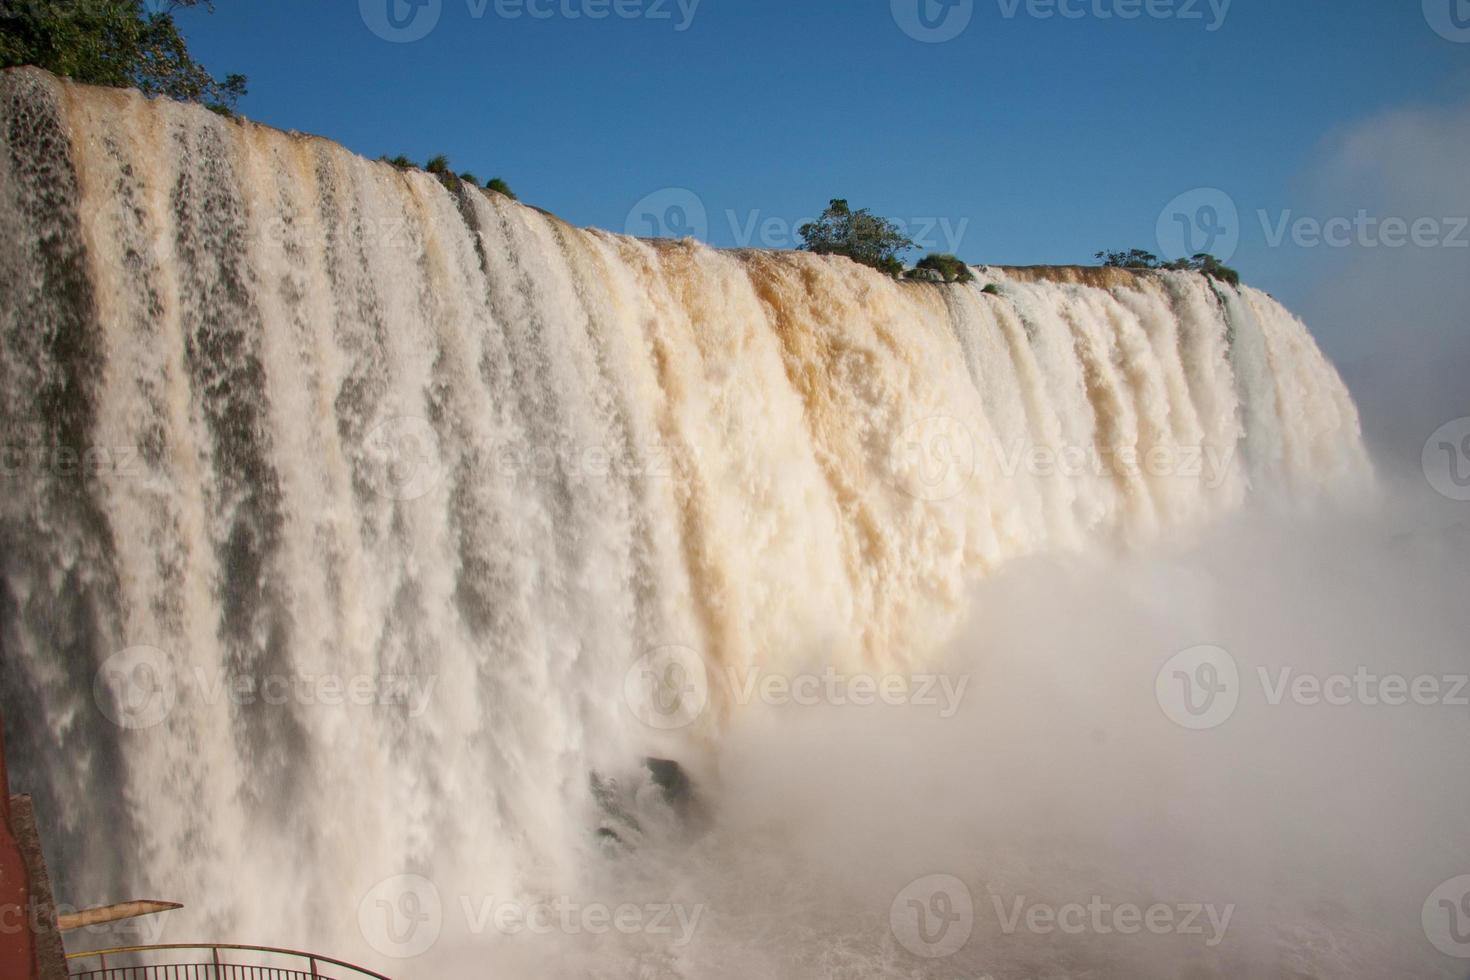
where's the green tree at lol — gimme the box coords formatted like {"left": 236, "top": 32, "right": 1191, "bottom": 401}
{"left": 1096, "top": 248, "right": 1161, "bottom": 269}
{"left": 486, "top": 177, "right": 515, "bottom": 200}
{"left": 798, "top": 199, "right": 915, "bottom": 277}
{"left": 1178, "top": 252, "right": 1241, "bottom": 287}
{"left": 0, "top": 1, "right": 246, "bottom": 113}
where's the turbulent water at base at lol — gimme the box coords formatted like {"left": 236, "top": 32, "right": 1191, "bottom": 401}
{"left": 0, "top": 69, "right": 1380, "bottom": 977}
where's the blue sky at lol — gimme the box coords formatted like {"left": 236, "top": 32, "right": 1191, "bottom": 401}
{"left": 174, "top": 0, "right": 1468, "bottom": 312}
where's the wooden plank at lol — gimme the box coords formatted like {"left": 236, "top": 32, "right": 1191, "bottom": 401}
{"left": 58, "top": 901, "right": 183, "bottom": 932}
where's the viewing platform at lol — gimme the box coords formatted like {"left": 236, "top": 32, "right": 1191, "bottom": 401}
{"left": 2, "top": 719, "right": 394, "bottom": 980}
{"left": 66, "top": 943, "right": 393, "bottom": 979}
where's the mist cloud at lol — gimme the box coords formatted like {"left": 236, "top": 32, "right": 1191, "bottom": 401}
{"left": 1296, "top": 98, "right": 1470, "bottom": 471}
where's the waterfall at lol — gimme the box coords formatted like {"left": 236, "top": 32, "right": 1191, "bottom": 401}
{"left": 0, "top": 67, "right": 1371, "bottom": 973}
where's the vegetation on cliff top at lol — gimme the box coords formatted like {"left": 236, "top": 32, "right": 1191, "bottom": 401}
{"left": 1096, "top": 248, "right": 1242, "bottom": 287}
{"left": 0, "top": 0, "right": 246, "bottom": 114}
{"left": 0, "top": 5, "right": 525, "bottom": 196}
{"left": 798, "top": 199, "right": 915, "bottom": 278}
{"left": 905, "top": 253, "right": 975, "bottom": 284}
{"left": 0, "top": 7, "right": 1248, "bottom": 287}
{"left": 380, "top": 153, "right": 516, "bottom": 199}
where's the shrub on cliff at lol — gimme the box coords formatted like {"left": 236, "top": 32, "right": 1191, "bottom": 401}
{"left": 798, "top": 199, "right": 915, "bottom": 278}
{"left": 1158, "top": 252, "right": 1242, "bottom": 287}
{"left": 378, "top": 157, "right": 517, "bottom": 202}
{"left": 1181, "top": 252, "right": 1241, "bottom": 287}
{"left": 911, "top": 253, "right": 975, "bottom": 284}
{"left": 0, "top": 1, "right": 247, "bottom": 114}
{"left": 421, "top": 155, "right": 470, "bottom": 192}
{"left": 904, "top": 266, "right": 944, "bottom": 282}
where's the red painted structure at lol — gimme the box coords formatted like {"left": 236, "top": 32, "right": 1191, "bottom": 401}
{"left": 0, "top": 718, "right": 41, "bottom": 980}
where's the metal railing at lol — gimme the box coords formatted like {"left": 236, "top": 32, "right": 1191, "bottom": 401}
{"left": 66, "top": 943, "right": 394, "bottom": 980}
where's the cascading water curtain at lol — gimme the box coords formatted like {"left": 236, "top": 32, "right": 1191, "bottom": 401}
{"left": 0, "top": 67, "right": 1370, "bottom": 969}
